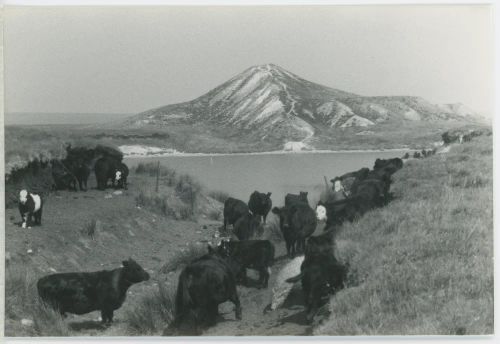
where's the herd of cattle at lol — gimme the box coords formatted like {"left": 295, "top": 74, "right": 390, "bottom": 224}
{"left": 17, "top": 154, "right": 130, "bottom": 229}
{"left": 17, "top": 150, "right": 410, "bottom": 335}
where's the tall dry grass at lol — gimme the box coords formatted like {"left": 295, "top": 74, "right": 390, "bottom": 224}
{"left": 5, "top": 267, "right": 70, "bottom": 336}
{"left": 124, "top": 282, "right": 175, "bottom": 335}
{"left": 134, "top": 162, "right": 202, "bottom": 220}
{"left": 314, "top": 136, "right": 493, "bottom": 335}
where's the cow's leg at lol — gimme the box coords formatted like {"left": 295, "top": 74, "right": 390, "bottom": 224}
{"left": 35, "top": 209, "right": 42, "bottom": 225}
{"left": 263, "top": 213, "right": 267, "bottom": 224}
{"left": 26, "top": 214, "right": 33, "bottom": 228}
{"left": 306, "top": 290, "right": 320, "bottom": 324}
{"left": 259, "top": 267, "right": 270, "bottom": 288}
{"left": 228, "top": 287, "right": 242, "bottom": 320}
{"left": 101, "top": 309, "right": 113, "bottom": 325}
{"left": 223, "top": 217, "right": 228, "bottom": 232}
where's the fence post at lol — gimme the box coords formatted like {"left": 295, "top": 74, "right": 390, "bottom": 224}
{"left": 155, "top": 161, "right": 160, "bottom": 193}
{"left": 323, "top": 175, "right": 330, "bottom": 192}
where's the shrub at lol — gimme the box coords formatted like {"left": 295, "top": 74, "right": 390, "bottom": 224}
{"left": 207, "top": 190, "right": 230, "bottom": 203}
{"left": 81, "top": 219, "right": 97, "bottom": 239}
{"left": 124, "top": 283, "right": 175, "bottom": 335}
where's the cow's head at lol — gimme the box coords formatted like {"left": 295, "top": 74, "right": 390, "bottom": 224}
{"left": 115, "top": 171, "right": 122, "bottom": 182}
{"left": 262, "top": 192, "right": 272, "bottom": 206}
{"left": 122, "top": 258, "right": 150, "bottom": 283}
{"left": 272, "top": 206, "right": 288, "bottom": 232}
{"left": 315, "top": 204, "right": 327, "bottom": 222}
{"left": 333, "top": 180, "right": 344, "bottom": 193}
{"left": 19, "top": 190, "right": 28, "bottom": 204}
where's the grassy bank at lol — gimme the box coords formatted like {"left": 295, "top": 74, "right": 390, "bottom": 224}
{"left": 315, "top": 135, "right": 493, "bottom": 335}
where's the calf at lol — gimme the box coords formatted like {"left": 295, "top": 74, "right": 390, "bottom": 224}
{"left": 169, "top": 246, "right": 242, "bottom": 335}
{"left": 218, "top": 239, "right": 275, "bottom": 288}
{"left": 248, "top": 191, "right": 272, "bottom": 224}
{"left": 223, "top": 197, "right": 250, "bottom": 232}
{"left": 37, "top": 258, "right": 150, "bottom": 325}
{"left": 285, "top": 192, "right": 309, "bottom": 207}
{"left": 233, "top": 212, "right": 263, "bottom": 240}
{"left": 113, "top": 162, "right": 129, "bottom": 189}
{"left": 272, "top": 203, "right": 317, "bottom": 257}
{"left": 18, "top": 190, "right": 43, "bottom": 228}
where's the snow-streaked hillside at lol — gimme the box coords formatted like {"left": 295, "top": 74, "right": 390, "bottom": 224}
{"left": 127, "top": 64, "right": 485, "bottom": 142}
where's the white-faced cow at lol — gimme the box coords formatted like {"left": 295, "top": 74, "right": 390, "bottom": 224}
{"left": 18, "top": 190, "right": 43, "bottom": 228}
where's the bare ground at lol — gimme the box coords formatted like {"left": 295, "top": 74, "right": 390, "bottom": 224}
{"left": 4, "top": 174, "right": 321, "bottom": 337}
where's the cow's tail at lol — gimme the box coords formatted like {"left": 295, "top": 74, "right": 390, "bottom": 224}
{"left": 174, "top": 271, "right": 193, "bottom": 325}
{"left": 286, "top": 273, "right": 303, "bottom": 284}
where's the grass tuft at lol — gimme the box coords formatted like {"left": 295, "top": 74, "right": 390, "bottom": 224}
{"left": 124, "top": 283, "right": 175, "bottom": 335}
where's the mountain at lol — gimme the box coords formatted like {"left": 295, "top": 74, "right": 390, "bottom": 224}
{"left": 126, "top": 64, "right": 485, "bottom": 147}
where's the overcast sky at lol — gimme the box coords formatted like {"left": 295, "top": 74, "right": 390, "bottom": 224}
{"left": 4, "top": 5, "right": 494, "bottom": 116}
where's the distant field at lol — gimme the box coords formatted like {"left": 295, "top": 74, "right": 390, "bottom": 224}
{"left": 4, "top": 112, "right": 134, "bottom": 126}
{"left": 4, "top": 119, "right": 488, "bottom": 171}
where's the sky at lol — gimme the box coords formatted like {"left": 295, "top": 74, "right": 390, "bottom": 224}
{"left": 4, "top": 5, "right": 495, "bottom": 116}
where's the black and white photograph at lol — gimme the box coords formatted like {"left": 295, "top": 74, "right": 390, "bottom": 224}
{"left": 1, "top": 2, "right": 495, "bottom": 338}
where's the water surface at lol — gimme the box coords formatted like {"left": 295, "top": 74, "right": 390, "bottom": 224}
{"left": 126, "top": 150, "right": 407, "bottom": 206}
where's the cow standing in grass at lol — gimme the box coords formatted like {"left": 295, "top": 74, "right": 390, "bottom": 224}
{"left": 113, "top": 162, "right": 129, "bottom": 190}
{"left": 37, "top": 258, "right": 150, "bottom": 325}
{"left": 18, "top": 189, "right": 43, "bottom": 228}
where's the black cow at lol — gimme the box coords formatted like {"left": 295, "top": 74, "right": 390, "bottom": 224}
{"left": 272, "top": 203, "right": 317, "bottom": 257}
{"left": 287, "top": 230, "right": 347, "bottom": 323}
{"left": 217, "top": 239, "right": 275, "bottom": 288}
{"left": 51, "top": 160, "right": 78, "bottom": 191}
{"left": 233, "top": 212, "right": 263, "bottom": 241}
{"left": 287, "top": 254, "right": 347, "bottom": 323}
{"left": 248, "top": 191, "right": 272, "bottom": 224}
{"left": 94, "top": 156, "right": 121, "bottom": 190}
{"left": 169, "top": 246, "right": 242, "bottom": 335}
{"left": 18, "top": 189, "right": 43, "bottom": 228}
{"left": 402, "top": 152, "right": 410, "bottom": 159}
{"left": 284, "top": 192, "right": 309, "bottom": 207}
{"left": 332, "top": 168, "right": 370, "bottom": 196}
{"left": 113, "top": 162, "right": 129, "bottom": 189}
{"left": 37, "top": 258, "right": 150, "bottom": 325}
{"left": 74, "top": 162, "right": 91, "bottom": 191}
{"left": 223, "top": 197, "right": 250, "bottom": 232}
{"left": 373, "top": 158, "right": 403, "bottom": 174}
{"left": 413, "top": 151, "right": 422, "bottom": 159}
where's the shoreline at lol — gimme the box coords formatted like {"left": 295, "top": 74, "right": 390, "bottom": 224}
{"left": 120, "top": 144, "right": 412, "bottom": 159}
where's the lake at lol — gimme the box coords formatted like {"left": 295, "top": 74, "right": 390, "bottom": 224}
{"left": 126, "top": 150, "right": 407, "bottom": 207}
